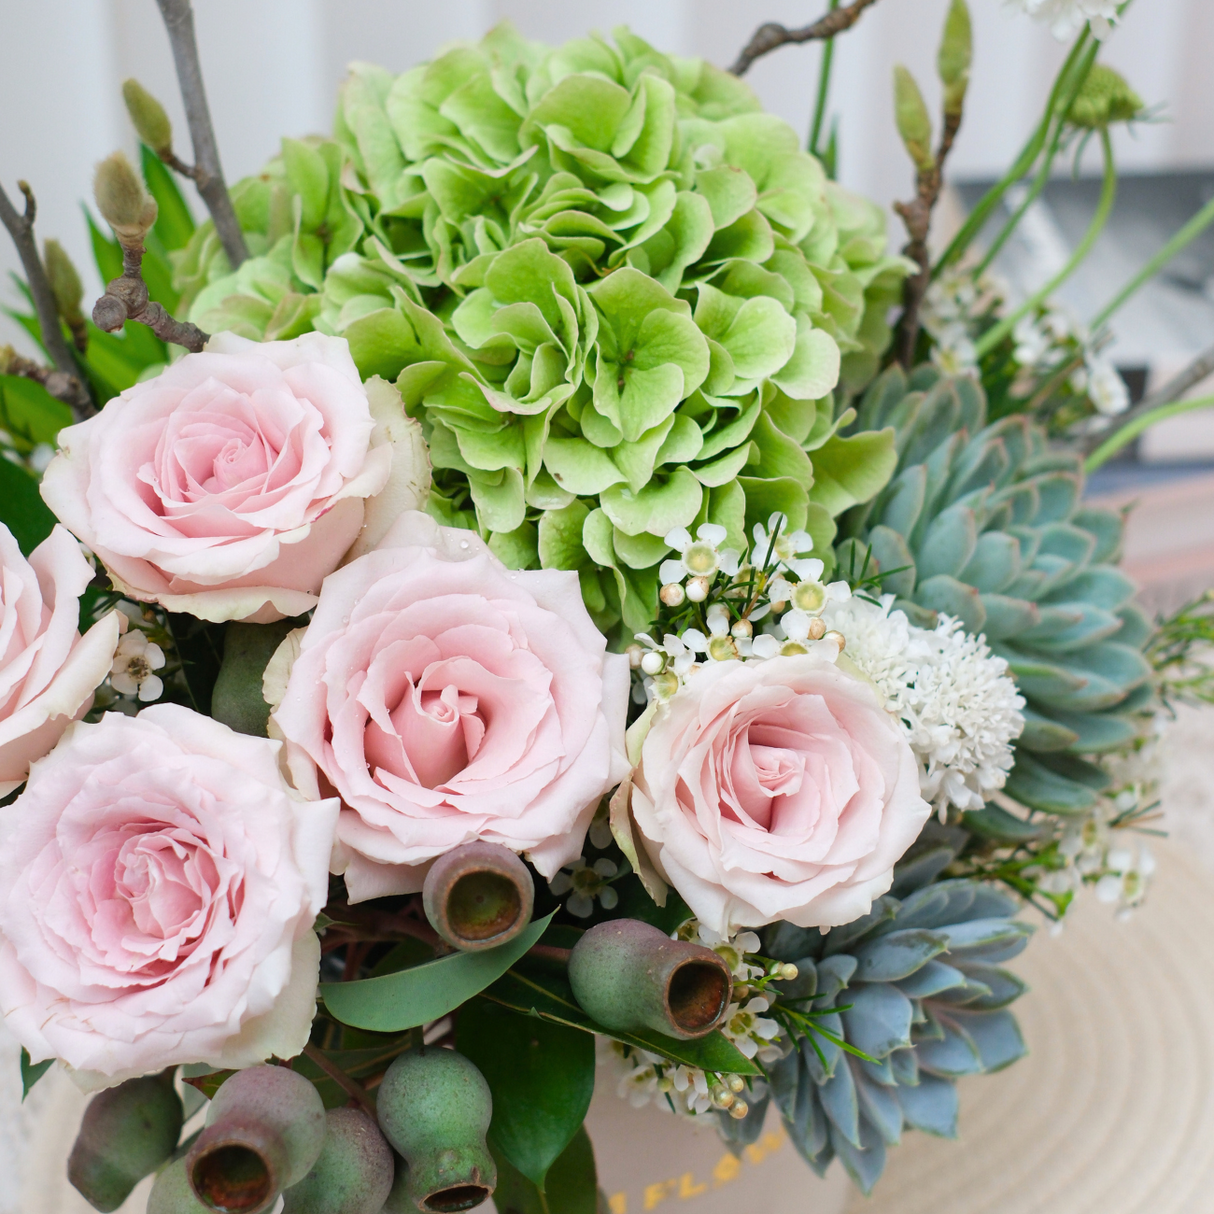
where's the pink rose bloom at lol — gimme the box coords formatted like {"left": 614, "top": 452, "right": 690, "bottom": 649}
{"left": 629, "top": 653, "right": 931, "bottom": 935}
{"left": 0, "top": 523, "right": 119, "bottom": 796}
{"left": 41, "top": 332, "right": 429, "bottom": 624}
{"left": 269, "top": 512, "right": 630, "bottom": 902}
{"left": 0, "top": 705, "right": 339, "bottom": 1090}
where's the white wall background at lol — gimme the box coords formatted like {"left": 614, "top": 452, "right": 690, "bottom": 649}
{"left": 1, "top": 0, "right": 1211, "bottom": 351}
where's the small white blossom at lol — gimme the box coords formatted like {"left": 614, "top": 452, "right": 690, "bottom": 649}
{"left": 110, "top": 630, "right": 166, "bottom": 702}
{"left": 661, "top": 524, "right": 740, "bottom": 588}
{"left": 548, "top": 857, "right": 619, "bottom": 917}
{"left": 750, "top": 513, "right": 814, "bottom": 571}
{"left": 823, "top": 595, "right": 1025, "bottom": 816}
{"left": 1006, "top": 0, "right": 1121, "bottom": 40}
{"left": 1084, "top": 356, "right": 1130, "bottom": 416}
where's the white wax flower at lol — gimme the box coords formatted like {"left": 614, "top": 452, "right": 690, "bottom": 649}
{"left": 1006, "top": 0, "right": 1121, "bottom": 40}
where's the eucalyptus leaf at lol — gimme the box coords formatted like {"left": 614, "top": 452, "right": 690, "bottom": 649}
{"left": 491, "top": 1125, "right": 598, "bottom": 1214}
{"left": 19, "top": 1048, "right": 52, "bottom": 1101}
{"left": 320, "top": 913, "right": 554, "bottom": 1031}
{"left": 457, "top": 999, "right": 594, "bottom": 1187}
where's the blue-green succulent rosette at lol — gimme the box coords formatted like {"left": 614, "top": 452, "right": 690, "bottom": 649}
{"left": 174, "top": 24, "right": 911, "bottom": 640}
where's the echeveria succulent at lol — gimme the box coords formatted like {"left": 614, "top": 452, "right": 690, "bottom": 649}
{"left": 173, "top": 25, "right": 909, "bottom": 636}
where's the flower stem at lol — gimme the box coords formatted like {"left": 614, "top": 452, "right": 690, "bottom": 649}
{"left": 1089, "top": 195, "right": 1214, "bottom": 331}
{"left": 974, "top": 42, "right": 1100, "bottom": 277}
{"left": 973, "top": 126, "right": 1117, "bottom": 361}
{"left": 933, "top": 29, "right": 1092, "bottom": 279}
{"left": 808, "top": 0, "right": 841, "bottom": 159}
{"left": 1084, "top": 392, "right": 1214, "bottom": 472}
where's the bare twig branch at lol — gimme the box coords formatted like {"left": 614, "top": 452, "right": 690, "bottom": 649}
{"left": 1081, "top": 338, "right": 1214, "bottom": 456}
{"left": 301, "top": 1043, "right": 377, "bottom": 1117}
{"left": 154, "top": 0, "right": 248, "bottom": 268}
{"left": 93, "top": 237, "right": 209, "bottom": 352}
{"left": 0, "top": 343, "right": 86, "bottom": 405}
{"left": 893, "top": 109, "right": 964, "bottom": 368}
{"left": 0, "top": 181, "right": 94, "bottom": 418}
{"left": 730, "top": 0, "right": 881, "bottom": 76}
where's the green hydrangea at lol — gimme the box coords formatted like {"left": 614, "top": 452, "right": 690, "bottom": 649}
{"left": 173, "top": 25, "right": 909, "bottom": 638}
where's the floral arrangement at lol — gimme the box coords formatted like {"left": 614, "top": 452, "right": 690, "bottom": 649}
{"left": 0, "top": 0, "right": 1209, "bottom": 1211}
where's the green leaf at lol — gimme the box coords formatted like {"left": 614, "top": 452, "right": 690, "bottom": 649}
{"left": 20, "top": 1049, "right": 52, "bottom": 1101}
{"left": 140, "top": 144, "right": 196, "bottom": 252}
{"left": 211, "top": 619, "right": 304, "bottom": 737}
{"left": 491, "top": 1124, "right": 598, "bottom": 1214}
{"left": 0, "top": 375, "right": 72, "bottom": 449}
{"left": 321, "top": 913, "right": 555, "bottom": 1032}
{"left": 0, "top": 458, "right": 57, "bottom": 555}
{"left": 457, "top": 999, "right": 594, "bottom": 1187}
{"left": 163, "top": 613, "right": 226, "bottom": 716}
{"left": 483, "top": 964, "right": 761, "bottom": 1076}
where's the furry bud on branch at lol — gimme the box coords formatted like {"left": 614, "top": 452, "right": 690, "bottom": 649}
{"left": 93, "top": 152, "right": 157, "bottom": 247}
{"left": 894, "top": 66, "right": 936, "bottom": 174}
{"left": 43, "top": 239, "right": 88, "bottom": 351}
{"left": 122, "top": 79, "right": 173, "bottom": 154}
{"left": 937, "top": 0, "right": 972, "bottom": 118}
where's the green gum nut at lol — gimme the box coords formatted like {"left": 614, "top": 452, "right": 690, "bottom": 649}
{"left": 376, "top": 1049, "right": 496, "bottom": 1213}
{"left": 281, "top": 1107, "right": 395, "bottom": 1214}
{"left": 68, "top": 1071, "right": 184, "bottom": 1212}
{"left": 148, "top": 1157, "right": 210, "bottom": 1213}
{"left": 568, "top": 919, "right": 733, "bottom": 1040}
{"left": 422, "top": 842, "right": 534, "bottom": 952}
{"left": 186, "top": 1065, "right": 326, "bottom": 1214}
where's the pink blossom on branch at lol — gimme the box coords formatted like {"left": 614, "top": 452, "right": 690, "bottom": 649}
{"left": 269, "top": 511, "right": 630, "bottom": 902}
{"left": 627, "top": 652, "right": 931, "bottom": 936}
{"left": 40, "top": 332, "right": 429, "bottom": 624}
{"left": 0, "top": 705, "right": 339, "bottom": 1090}
{"left": 0, "top": 524, "right": 119, "bottom": 796}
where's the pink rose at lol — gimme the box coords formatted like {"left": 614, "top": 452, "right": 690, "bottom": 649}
{"left": 269, "top": 512, "right": 630, "bottom": 902}
{"left": 40, "top": 332, "right": 430, "bottom": 624}
{"left": 0, "top": 705, "right": 339, "bottom": 1090}
{"left": 0, "top": 523, "right": 119, "bottom": 796}
{"left": 629, "top": 653, "right": 931, "bottom": 935}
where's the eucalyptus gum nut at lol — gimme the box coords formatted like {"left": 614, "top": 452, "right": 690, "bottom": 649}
{"left": 187, "top": 1066, "right": 326, "bottom": 1213}
{"left": 376, "top": 1050, "right": 496, "bottom": 1213}
{"left": 567, "top": 919, "right": 733, "bottom": 1040}
{"left": 422, "top": 843, "right": 534, "bottom": 952}
{"left": 68, "top": 1072, "right": 184, "bottom": 1212}
{"left": 148, "top": 1157, "right": 211, "bottom": 1214}
{"left": 281, "top": 1108, "right": 394, "bottom": 1214}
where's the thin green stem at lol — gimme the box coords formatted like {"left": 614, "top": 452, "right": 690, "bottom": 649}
{"left": 1084, "top": 393, "right": 1214, "bottom": 472}
{"left": 975, "top": 42, "right": 1100, "bottom": 276}
{"left": 933, "top": 30, "right": 1091, "bottom": 279}
{"left": 1089, "top": 195, "right": 1214, "bottom": 331}
{"left": 808, "top": 0, "right": 841, "bottom": 156}
{"left": 973, "top": 126, "right": 1116, "bottom": 360}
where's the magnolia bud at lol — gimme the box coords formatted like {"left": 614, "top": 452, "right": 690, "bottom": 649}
{"left": 69, "top": 1072, "right": 184, "bottom": 1212}
{"left": 93, "top": 151, "right": 157, "bottom": 245}
{"left": 568, "top": 919, "right": 732, "bottom": 1041}
{"left": 122, "top": 79, "right": 173, "bottom": 153}
{"left": 893, "top": 66, "right": 935, "bottom": 173}
{"left": 43, "top": 239, "right": 84, "bottom": 324}
{"left": 187, "top": 1066, "right": 326, "bottom": 1214}
{"left": 376, "top": 1050, "right": 496, "bottom": 1213}
{"left": 281, "top": 1108, "right": 395, "bottom": 1214}
{"left": 422, "top": 841, "right": 534, "bottom": 952}
{"left": 937, "top": 0, "right": 972, "bottom": 118}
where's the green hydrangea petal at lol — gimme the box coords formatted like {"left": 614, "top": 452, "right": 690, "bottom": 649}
{"left": 600, "top": 466, "right": 702, "bottom": 537}
{"left": 543, "top": 436, "right": 626, "bottom": 495}
{"left": 771, "top": 316, "right": 841, "bottom": 400}
{"left": 469, "top": 466, "right": 526, "bottom": 532}
{"left": 538, "top": 499, "right": 591, "bottom": 569}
